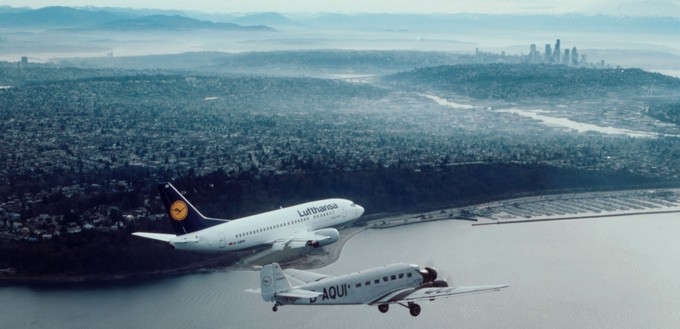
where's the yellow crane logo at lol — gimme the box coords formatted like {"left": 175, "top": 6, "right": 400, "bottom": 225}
{"left": 170, "top": 200, "right": 188, "bottom": 221}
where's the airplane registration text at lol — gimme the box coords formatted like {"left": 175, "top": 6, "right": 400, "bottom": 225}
{"left": 310, "top": 284, "right": 349, "bottom": 303}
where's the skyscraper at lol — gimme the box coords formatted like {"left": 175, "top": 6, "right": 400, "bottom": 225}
{"left": 571, "top": 47, "right": 579, "bottom": 66}
{"left": 553, "top": 39, "right": 561, "bottom": 63}
{"left": 544, "top": 44, "right": 552, "bottom": 63}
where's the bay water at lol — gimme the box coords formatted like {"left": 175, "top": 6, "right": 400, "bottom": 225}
{"left": 2, "top": 213, "right": 679, "bottom": 329}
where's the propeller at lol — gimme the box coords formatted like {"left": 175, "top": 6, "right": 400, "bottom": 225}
{"left": 419, "top": 266, "right": 438, "bottom": 283}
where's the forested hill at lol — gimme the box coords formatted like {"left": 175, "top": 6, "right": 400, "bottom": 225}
{"left": 383, "top": 64, "right": 680, "bottom": 100}
{"left": 0, "top": 163, "right": 666, "bottom": 280}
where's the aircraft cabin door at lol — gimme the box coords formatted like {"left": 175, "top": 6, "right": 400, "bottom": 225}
{"left": 218, "top": 233, "right": 226, "bottom": 249}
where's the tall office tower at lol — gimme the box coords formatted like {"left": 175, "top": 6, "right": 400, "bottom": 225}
{"left": 553, "top": 39, "right": 561, "bottom": 63}
{"left": 530, "top": 44, "right": 538, "bottom": 63}
{"left": 545, "top": 44, "right": 552, "bottom": 63}
{"left": 563, "top": 49, "right": 570, "bottom": 65}
{"left": 571, "top": 47, "right": 579, "bottom": 66}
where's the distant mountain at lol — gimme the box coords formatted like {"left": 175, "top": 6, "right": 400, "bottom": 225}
{"left": 0, "top": 6, "right": 133, "bottom": 28}
{"left": 94, "top": 15, "right": 276, "bottom": 32}
{"left": 231, "top": 12, "right": 302, "bottom": 28}
{"left": 0, "top": 6, "right": 275, "bottom": 32}
{"left": 299, "top": 13, "right": 680, "bottom": 34}
{"left": 0, "top": 5, "right": 30, "bottom": 15}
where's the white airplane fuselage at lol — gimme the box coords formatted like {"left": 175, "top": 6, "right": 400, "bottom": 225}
{"left": 278, "top": 264, "right": 424, "bottom": 306}
{"left": 171, "top": 198, "right": 362, "bottom": 252}
{"left": 253, "top": 262, "right": 507, "bottom": 317}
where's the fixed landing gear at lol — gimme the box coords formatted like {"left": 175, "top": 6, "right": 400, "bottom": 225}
{"left": 380, "top": 302, "right": 421, "bottom": 317}
{"left": 408, "top": 302, "right": 421, "bottom": 317}
{"left": 272, "top": 302, "right": 281, "bottom": 312}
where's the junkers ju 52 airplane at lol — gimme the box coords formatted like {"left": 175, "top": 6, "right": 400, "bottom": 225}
{"left": 133, "top": 183, "right": 364, "bottom": 252}
{"left": 247, "top": 262, "right": 507, "bottom": 317}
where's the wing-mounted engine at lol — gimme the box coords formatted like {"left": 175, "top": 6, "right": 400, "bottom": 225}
{"left": 305, "top": 228, "right": 339, "bottom": 248}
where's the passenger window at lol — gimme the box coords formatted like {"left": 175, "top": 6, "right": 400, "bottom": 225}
{"left": 407, "top": 273, "right": 412, "bottom": 278}
{"left": 374, "top": 279, "right": 379, "bottom": 284}
{"left": 383, "top": 276, "right": 388, "bottom": 282}
{"left": 399, "top": 273, "right": 404, "bottom": 279}
{"left": 365, "top": 281, "right": 370, "bottom": 286}
{"left": 391, "top": 275, "right": 397, "bottom": 280}
{"left": 355, "top": 283, "right": 361, "bottom": 288}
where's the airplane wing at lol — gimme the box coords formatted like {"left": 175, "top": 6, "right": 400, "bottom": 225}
{"left": 283, "top": 268, "right": 334, "bottom": 284}
{"left": 370, "top": 285, "right": 508, "bottom": 305}
{"left": 132, "top": 232, "right": 176, "bottom": 242}
{"left": 269, "top": 231, "right": 333, "bottom": 250}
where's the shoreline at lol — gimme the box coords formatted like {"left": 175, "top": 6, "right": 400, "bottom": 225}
{"left": 3, "top": 187, "right": 679, "bottom": 285}
{"left": 0, "top": 226, "right": 368, "bottom": 285}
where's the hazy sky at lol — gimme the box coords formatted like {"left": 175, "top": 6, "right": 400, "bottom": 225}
{"left": 4, "top": 0, "right": 680, "bottom": 16}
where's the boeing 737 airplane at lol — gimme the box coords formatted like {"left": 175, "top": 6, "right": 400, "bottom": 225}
{"left": 247, "top": 263, "right": 507, "bottom": 317}
{"left": 132, "top": 183, "right": 364, "bottom": 252}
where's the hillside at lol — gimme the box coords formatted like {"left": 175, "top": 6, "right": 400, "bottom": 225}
{"left": 383, "top": 64, "right": 680, "bottom": 100}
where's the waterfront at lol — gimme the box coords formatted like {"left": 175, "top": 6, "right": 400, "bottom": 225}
{"left": 2, "top": 212, "right": 680, "bottom": 329}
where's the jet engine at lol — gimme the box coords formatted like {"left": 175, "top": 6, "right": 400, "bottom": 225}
{"left": 306, "top": 228, "right": 339, "bottom": 248}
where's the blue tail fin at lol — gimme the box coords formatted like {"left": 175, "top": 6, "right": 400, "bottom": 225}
{"left": 157, "top": 182, "right": 222, "bottom": 235}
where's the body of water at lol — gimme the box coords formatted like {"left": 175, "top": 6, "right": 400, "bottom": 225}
{"left": 498, "top": 108, "right": 662, "bottom": 138}
{"left": 2, "top": 213, "right": 680, "bottom": 328}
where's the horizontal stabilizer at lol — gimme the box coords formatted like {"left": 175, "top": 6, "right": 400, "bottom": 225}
{"left": 132, "top": 232, "right": 175, "bottom": 242}
{"left": 277, "top": 289, "right": 324, "bottom": 299}
{"left": 284, "top": 268, "right": 334, "bottom": 284}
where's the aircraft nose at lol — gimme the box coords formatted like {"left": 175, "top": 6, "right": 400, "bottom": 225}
{"left": 356, "top": 204, "right": 365, "bottom": 217}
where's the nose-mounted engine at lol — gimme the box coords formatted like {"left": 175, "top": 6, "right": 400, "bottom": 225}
{"left": 419, "top": 267, "right": 448, "bottom": 288}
